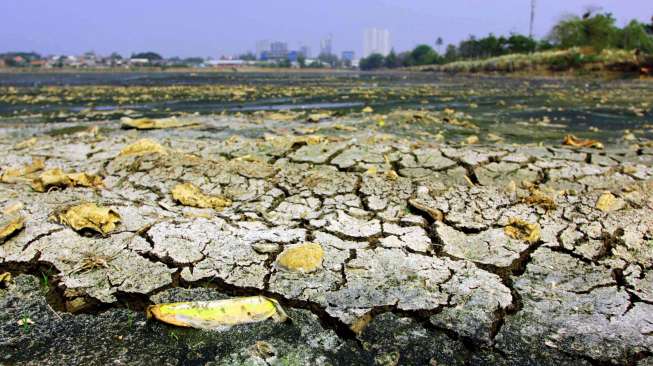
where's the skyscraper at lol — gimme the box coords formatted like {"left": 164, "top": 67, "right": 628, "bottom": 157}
{"left": 255, "top": 40, "right": 271, "bottom": 60}
{"left": 299, "top": 46, "right": 311, "bottom": 59}
{"left": 363, "top": 28, "right": 391, "bottom": 58}
{"left": 320, "top": 35, "right": 333, "bottom": 56}
{"left": 269, "top": 41, "right": 289, "bottom": 59}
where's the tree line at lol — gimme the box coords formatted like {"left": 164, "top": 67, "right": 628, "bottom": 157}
{"left": 360, "top": 12, "right": 653, "bottom": 70}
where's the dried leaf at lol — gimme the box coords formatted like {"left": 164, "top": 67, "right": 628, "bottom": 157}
{"left": 31, "top": 169, "right": 103, "bottom": 192}
{"left": 0, "top": 215, "right": 25, "bottom": 243}
{"left": 118, "top": 139, "right": 167, "bottom": 157}
{"left": 146, "top": 296, "right": 288, "bottom": 329}
{"left": 595, "top": 192, "right": 624, "bottom": 213}
{"left": 121, "top": 117, "right": 199, "bottom": 130}
{"left": 504, "top": 218, "right": 541, "bottom": 244}
{"left": 171, "top": 183, "right": 231, "bottom": 210}
{"left": 306, "top": 112, "right": 332, "bottom": 123}
{"left": 523, "top": 190, "right": 557, "bottom": 210}
{"left": 562, "top": 135, "right": 604, "bottom": 149}
{"left": 465, "top": 135, "right": 479, "bottom": 145}
{"left": 0, "top": 158, "right": 45, "bottom": 183}
{"left": 0, "top": 272, "right": 11, "bottom": 285}
{"left": 56, "top": 203, "right": 120, "bottom": 235}
{"left": 15, "top": 137, "right": 37, "bottom": 150}
{"left": 408, "top": 199, "right": 444, "bottom": 221}
{"left": 276, "top": 243, "right": 324, "bottom": 273}
{"left": 3, "top": 202, "right": 23, "bottom": 215}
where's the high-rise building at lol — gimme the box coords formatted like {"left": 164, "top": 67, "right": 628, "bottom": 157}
{"left": 269, "top": 41, "right": 289, "bottom": 59}
{"left": 320, "top": 35, "right": 333, "bottom": 56}
{"left": 299, "top": 46, "right": 311, "bottom": 59}
{"left": 256, "top": 40, "right": 271, "bottom": 60}
{"left": 363, "top": 28, "right": 391, "bottom": 58}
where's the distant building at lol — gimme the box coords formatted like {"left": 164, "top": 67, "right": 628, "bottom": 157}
{"left": 320, "top": 35, "right": 333, "bottom": 56}
{"left": 256, "top": 40, "right": 271, "bottom": 60}
{"left": 363, "top": 28, "right": 391, "bottom": 57}
{"left": 299, "top": 46, "right": 311, "bottom": 59}
{"left": 341, "top": 51, "right": 355, "bottom": 62}
{"left": 268, "top": 41, "right": 289, "bottom": 59}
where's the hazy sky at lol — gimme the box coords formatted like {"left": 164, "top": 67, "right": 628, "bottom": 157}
{"left": 0, "top": 0, "right": 650, "bottom": 58}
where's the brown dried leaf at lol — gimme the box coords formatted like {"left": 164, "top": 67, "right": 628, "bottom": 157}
{"left": 31, "top": 169, "right": 103, "bottom": 192}
{"left": 56, "top": 203, "right": 120, "bottom": 235}
{"left": 562, "top": 135, "right": 604, "bottom": 149}
{"left": 171, "top": 183, "right": 232, "bottom": 210}
{"left": 505, "top": 218, "right": 541, "bottom": 244}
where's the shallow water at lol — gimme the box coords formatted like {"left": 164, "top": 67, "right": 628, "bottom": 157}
{"left": 0, "top": 71, "right": 651, "bottom": 144}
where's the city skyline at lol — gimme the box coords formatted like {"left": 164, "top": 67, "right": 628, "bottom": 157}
{"left": 0, "top": 0, "right": 650, "bottom": 58}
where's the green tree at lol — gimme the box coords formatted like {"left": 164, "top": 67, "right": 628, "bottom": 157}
{"left": 359, "top": 53, "right": 385, "bottom": 70}
{"left": 238, "top": 52, "right": 257, "bottom": 61}
{"left": 443, "top": 44, "right": 458, "bottom": 62}
{"left": 506, "top": 34, "right": 537, "bottom": 53}
{"left": 618, "top": 20, "right": 653, "bottom": 53}
{"left": 131, "top": 52, "right": 163, "bottom": 61}
{"left": 409, "top": 44, "right": 440, "bottom": 65}
{"left": 384, "top": 50, "right": 399, "bottom": 68}
{"left": 297, "top": 54, "right": 306, "bottom": 68}
{"left": 549, "top": 13, "right": 619, "bottom": 51}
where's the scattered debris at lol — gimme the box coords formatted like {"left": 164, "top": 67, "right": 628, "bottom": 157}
{"left": 306, "top": 112, "right": 332, "bottom": 122}
{"left": 504, "top": 218, "right": 541, "bottom": 244}
{"left": 146, "top": 296, "right": 288, "bottom": 329}
{"left": 465, "top": 135, "right": 480, "bottom": 145}
{"left": 54, "top": 203, "right": 121, "bottom": 235}
{"left": 171, "top": 183, "right": 232, "bottom": 210}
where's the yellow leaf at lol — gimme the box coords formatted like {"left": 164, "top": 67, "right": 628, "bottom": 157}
{"left": 146, "top": 296, "right": 288, "bottom": 329}
{"left": 276, "top": 243, "right": 324, "bottom": 273}
{"left": 121, "top": 117, "right": 199, "bottom": 130}
{"left": 505, "top": 218, "right": 540, "bottom": 244}
{"left": 0, "top": 215, "right": 24, "bottom": 243}
{"left": 171, "top": 183, "right": 232, "bottom": 210}
{"left": 15, "top": 137, "right": 37, "bottom": 150}
{"left": 595, "top": 192, "right": 623, "bottom": 213}
{"left": 562, "top": 135, "right": 604, "bottom": 149}
{"left": 55, "top": 203, "right": 120, "bottom": 235}
{"left": 0, "top": 272, "right": 11, "bottom": 285}
{"left": 0, "top": 158, "right": 45, "bottom": 184}
{"left": 31, "top": 169, "right": 103, "bottom": 192}
{"left": 118, "top": 139, "right": 167, "bottom": 157}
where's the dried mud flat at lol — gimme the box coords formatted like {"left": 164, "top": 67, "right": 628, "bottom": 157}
{"left": 1, "top": 115, "right": 653, "bottom": 366}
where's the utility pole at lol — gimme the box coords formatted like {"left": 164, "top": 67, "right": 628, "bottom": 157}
{"left": 529, "top": 0, "right": 536, "bottom": 38}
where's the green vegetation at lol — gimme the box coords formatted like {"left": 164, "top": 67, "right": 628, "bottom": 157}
{"left": 359, "top": 11, "right": 653, "bottom": 72}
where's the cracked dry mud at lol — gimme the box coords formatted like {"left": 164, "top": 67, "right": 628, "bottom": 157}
{"left": 1, "top": 116, "right": 653, "bottom": 366}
